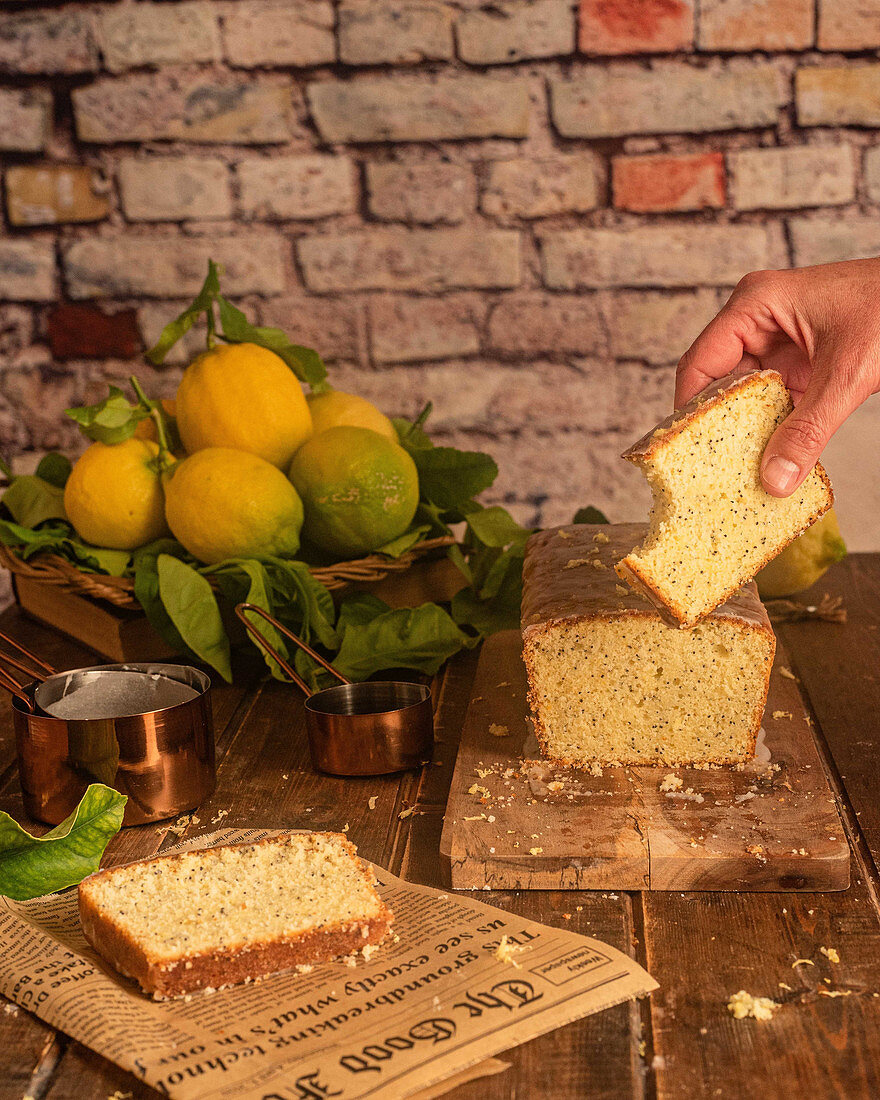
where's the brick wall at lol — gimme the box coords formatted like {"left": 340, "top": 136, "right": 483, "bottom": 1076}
{"left": 2, "top": 0, "right": 880, "bottom": 546}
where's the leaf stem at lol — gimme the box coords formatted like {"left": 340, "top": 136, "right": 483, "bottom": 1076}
{"left": 129, "top": 375, "right": 173, "bottom": 472}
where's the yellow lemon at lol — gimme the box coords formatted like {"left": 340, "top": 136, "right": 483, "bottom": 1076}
{"left": 289, "top": 426, "right": 419, "bottom": 560}
{"left": 306, "top": 389, "right": 396, "bottom": 441}
{"left": 164, "top": 447, "right": 304, "bottom": 565}
{"left": 756, "top": 508, "right": 847, "bottom": 598}
{"left": 64, "top": 439, "right": 168, "bottom": 551}
{"left": 176, "top": 343, "right": 312, "bottom": 468}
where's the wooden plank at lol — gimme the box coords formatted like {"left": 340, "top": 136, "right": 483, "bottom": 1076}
{"left": 403, "top": 655, "right": 645, "bottom": 1100}
{"left": 776, "top": 554, "right": 880, "bottom": 872}
{"left": 643, "top": 852, "right": 880, "bottom": 1098}
{"left": 441, "top": 631, "right": 848, "bottom": 891}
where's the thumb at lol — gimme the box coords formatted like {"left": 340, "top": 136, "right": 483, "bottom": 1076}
{"left": 760, "top": 371, "right": 855, "bottom": 497}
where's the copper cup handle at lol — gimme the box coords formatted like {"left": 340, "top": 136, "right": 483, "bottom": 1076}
{"left": 0, "top": 629, "right": 58, "bottom": 709}
{"left": 234, "top": 603, "right": 351, "bottom": 698}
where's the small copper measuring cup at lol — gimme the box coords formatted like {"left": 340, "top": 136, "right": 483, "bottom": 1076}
{"left": 235, "top": 603, "right": 434, "bottom": 776}
{"left": 0, "top": 631, "right": 215, "bottom": 827}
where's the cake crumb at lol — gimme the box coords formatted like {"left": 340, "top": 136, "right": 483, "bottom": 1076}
{"left": 587, "top": 762, "right": 603, "bottom": 777}
{"left": 564, "top": 558, "right": 593, "bottom": 569}
{"left": 772, "top": 710, "right": 793, "bottom": 720}
{"left": 468, "top": 784, "right": 490, "bottom": 798}
{"left": 529, "top": 846, "right": 543, "bottom": 855}
{"left": 591, "top": 559, "right": 607, "bottom": 570}
{"left": 494, "top": 935, "right": 524, "bottom": 968}
{"left": 779, "top": 666, "right": 799, "bottom": 681}
{"left": 547, "top": 780, "right": 564, "bottom": 792}
{"left": 792, "top": 958, "right": 815, "bottom": 968}
{"left": 820, "top": 946, "right": 840, "bottom": 964}
{"left": 489, "top": 723, "right": 509, "bottom": 737}
{"left": 593, "top": 531, "right": 610, "bottom": 544}
{"left": 746, "top": 844, "right": 767, "bottom": 863}
{"left": 368, "top": 796, "right": 377, "bottom": 811}
{"left": 557, "top": 529, "right": 572, "bottom": 538}
{"left": 660, "top": 774, "right": 683, "bottom": 793}
{"left": 463, "top": 813, "right": 487, "bottom": 822}
{"left": 398, "top": 806, "right": 414, "bottom": 820}
{"left": 727, "top": 990, "right": 779, "bottom": 1021}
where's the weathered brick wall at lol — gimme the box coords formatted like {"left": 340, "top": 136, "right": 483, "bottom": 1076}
{"left": 2, "top": 0, "right": 880, "bottom": 545}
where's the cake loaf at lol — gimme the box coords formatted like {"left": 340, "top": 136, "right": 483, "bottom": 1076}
{"left": 522, "top": 524, "right": 775, "bottom": 769}
{"left": 78, "top": 832, "right": 393, "bottom": 999}
{"left": 616, "top": 369, "right": 833, "bottom": 628}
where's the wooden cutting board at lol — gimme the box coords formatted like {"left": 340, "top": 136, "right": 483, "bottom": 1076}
{"left": 439, "top": 630, "right": 849, "bottom": 891}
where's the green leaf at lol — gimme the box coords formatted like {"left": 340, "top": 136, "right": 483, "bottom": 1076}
{"left": 336, "top": 593, "right": 390, "bottom": 632}
{"left": 1, "top": 475, "right": 67, "bottom": 528}
{"left": 374, "top": 524, "right": 432, "bottom": 558}
{"left": 65, "top": 385, "right": 149, "bottom": 445}
{"left": 407, "top": 446, "right": 498, "bottom": 511}
{"left": 0, "top": 518, "right": 73, "bottom": 559}
{"left": 393, "top": 404, "right": 434, "bottom": 450}
{"left": 206, "top": 558, "right": 292, "bottom": 679}
{"left": 262, "top": 558, "right": 338, "bottom": 651}
{"left": 573, "top": 506, "right": 609, "bottom": 525}
{"left": 67, "top": 542, "right": 131, "bottom": 576}
{"left": 0, "top": 784, "right": 126, "bottom": 901}
{"left": 334, "top": 603, "right": 474, "bottom": 680}
{"left": 146, "top": 261, "right": 221, "bottom": 365}
{"left": 466, "top": 506, "right": 533, "bottom": 549}
{"left": 132, "top": 540, "right": 188, "bottom": 655}
{"left": 157, "top": 554, "right": 232, "bottom": 681}
{"left": 216, "top": 296, "right": 327, "bottom": 389}
{"left": 452, "top": 557, "right": 522, "bottom": 636}
{"left": 35, "top": 453, "right": 72, "bottom": 489}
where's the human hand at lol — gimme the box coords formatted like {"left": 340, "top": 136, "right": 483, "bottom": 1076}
{"left": 675, "top": 259, "right": 880, "bottom": 496}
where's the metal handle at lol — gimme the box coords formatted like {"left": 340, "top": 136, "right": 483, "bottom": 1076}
{"left": 234, "top": 604, "right": 351, "bottom": 698}
{"left": 0, "top": 630, "right": 57, "bottom": 709}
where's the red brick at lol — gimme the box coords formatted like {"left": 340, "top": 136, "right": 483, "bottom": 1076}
{"left": 612, "top": 152, "right": 725, "bottom": 212}
{"left": 47, "top": 304, "right": 141, "bottom": 361}
{"left": 579, "top": 0, "right": 693, "bottom": 54}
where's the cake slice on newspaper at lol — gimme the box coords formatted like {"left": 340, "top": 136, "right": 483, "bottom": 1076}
{"left": 78, "top": 832, "right": 393, "bottom": 999}
{"left": 521, "top": 524, "right": 775, "bottom": 769}
{"left": 615, "top": 369, "right": 833, "bottom": 628}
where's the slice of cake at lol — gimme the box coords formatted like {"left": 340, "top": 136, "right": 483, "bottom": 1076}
{"left": 78, "top": 832, "right": 392, "bottom": 999}
{"left": 522, "top": 524, "right": 775, "bottom": 769}
{"left": 616, "top": 369, "right": 833, "bottom": 628}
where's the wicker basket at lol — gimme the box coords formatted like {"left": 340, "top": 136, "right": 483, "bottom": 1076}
{"left": 0, "top": 536, "right": 456, "bottom": 611}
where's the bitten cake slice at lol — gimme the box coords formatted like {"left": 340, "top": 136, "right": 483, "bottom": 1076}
{"left": 522, "top": 524, "right": 775, "bottom": 769}
{"left": 616, "top": 369, "right": 833, "bottom": 628}
{"left": 78, "top": 832, "right": 392, "bottom": 999}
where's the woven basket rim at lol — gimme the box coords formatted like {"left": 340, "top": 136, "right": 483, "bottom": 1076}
{"left": 0, "top": 536, "right": 456, "bottom": 610}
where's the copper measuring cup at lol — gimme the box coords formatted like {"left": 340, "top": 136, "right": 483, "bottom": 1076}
{"left": 0, "top": 631, "right": 215, "bottom": 827}
{"left": 235, "top": 603, "right": 434, "bottom": 776}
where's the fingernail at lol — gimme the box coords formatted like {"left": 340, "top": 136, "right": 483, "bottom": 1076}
{"left": 762, "top": 456, "right": 800, "bottom": 495}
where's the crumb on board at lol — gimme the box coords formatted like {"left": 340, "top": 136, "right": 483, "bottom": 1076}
{"left": 593, "top": 531, "right": 610, "bottom": 544}
{"left": 398, "top": 806, "right": 414, "bottom": 820}
{"left": 368, "top": 795, "right": 377, "bottom": 811}
{"left": 820, "top": 946, "right": 840, "bottom": 963}
{"left": 591, "top": 559, "right": 607, "bottom": 570}
{"left": 727, "top": 990, "right": 779, "bottom": 1021}
{"left": 792, "top": 958, "right": 815, "bottom": 968}
{"left": 746, "top": 844, "right": 767, "bottom": 863}
{"left": 209, "top": 809, "right": 229, "bottom": 825}
{"left": 547, "top": 780, "right": 564, "bottom": 792}
{"left": 564, "top": 558, "right": 593, "bottom": 569}
{"left": 489, "top": 723, "right": 510, "bottom": 738}
{"left": 463, "top": 813, "right": 487, "bottom": 822}
{"left": 772, "top": 711, "right": 794, "bottom": 720}
{"left": 529, "top": 846, "right": 543, "bottom": 855}
{"left": 557, "top": 529, "right": 572, "bottom": 539}
{"left": 468, "top": 784, "right": 491, "bottom": 798}
{"left": 494, "top": 935, "right": 524, "bottom": 967}
{"left": 779, "top": 666, "right": 799, "bottom": 681}
{"left": 660, "top": 774, "right": 683, "bottom": 793}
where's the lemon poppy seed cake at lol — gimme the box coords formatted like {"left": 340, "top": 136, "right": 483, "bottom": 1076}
{"left": 78, "top": 833, "right": 392, "bottom": 999}
{"left": 522, "top": 525, "right": 775, "bottom": 768}
{"left": 616, "top": 369, "right": 833, "bottom": 628}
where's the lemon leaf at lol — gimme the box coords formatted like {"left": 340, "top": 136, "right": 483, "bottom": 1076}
{"left": 215, "top": 295, "right": 328, "bottom": 389}
{"left": 0, "top": 783, "right": 126, "bottom": 901}
{"left": 65, "top": 385, "right": 149, "bottom": 445}
{"left": 146, "top": 260, "right": 221, "bottom": 365}
{"left": 157, "top": 554, "right": 232, "bottom": 682}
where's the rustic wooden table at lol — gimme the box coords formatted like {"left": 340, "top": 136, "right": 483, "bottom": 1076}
{"left": 2, "top": 555, "right": 880, "bottom": 1099}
